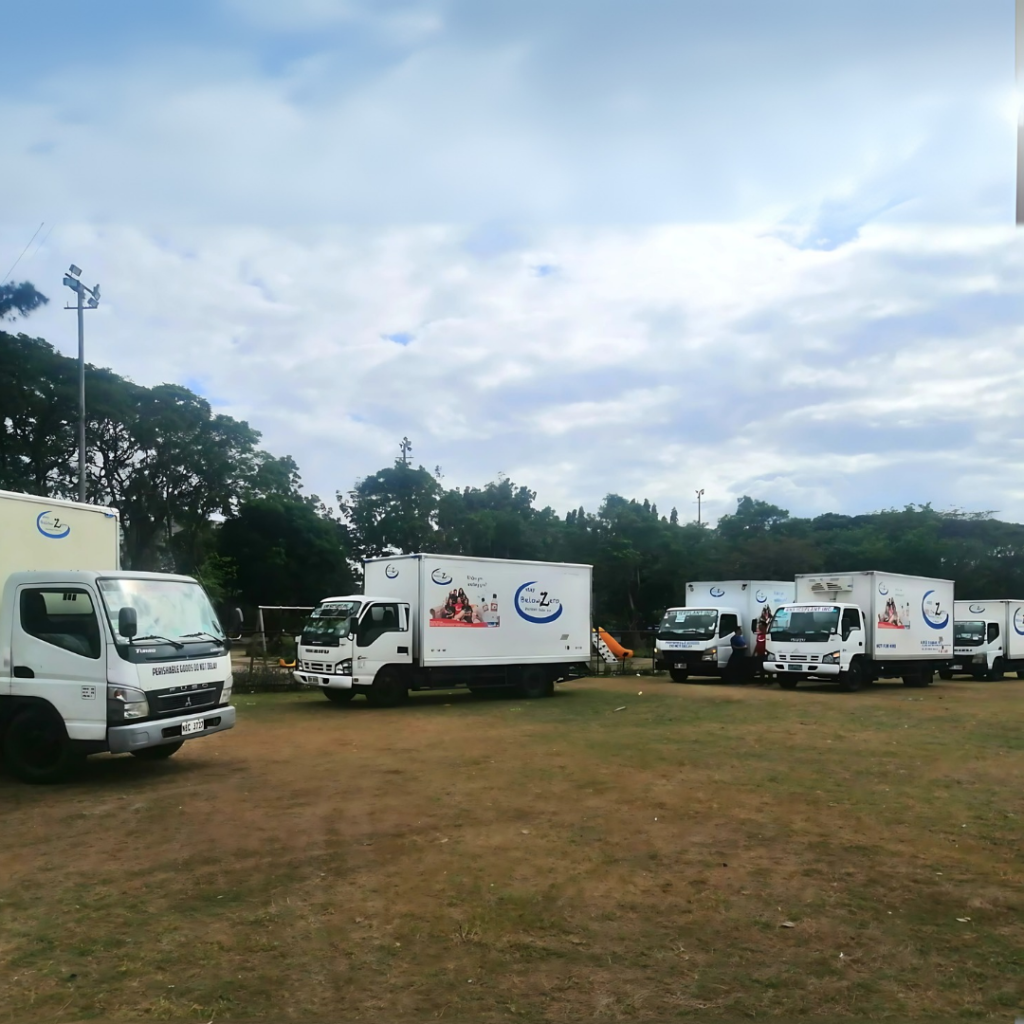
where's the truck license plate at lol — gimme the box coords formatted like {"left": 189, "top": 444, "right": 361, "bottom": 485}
{"left": 788, "top": 665, "right": 802, "bottom": 672}
{"left": 181, "top": 718, "right": 206, "bottom": 736}
{"left": 674, "top": 661, "right": 686, "bottom": 669}
{"left": 951, "top": 664, "right": 961, "bottom": 672}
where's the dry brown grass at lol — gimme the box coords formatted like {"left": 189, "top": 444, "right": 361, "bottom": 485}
{"left": 1, "top": 676, "right": 1023, "bottom": 1022}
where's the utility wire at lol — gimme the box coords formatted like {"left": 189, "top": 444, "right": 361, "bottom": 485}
{"left": 0, "top": 222, "right": 45, "bottom": 288}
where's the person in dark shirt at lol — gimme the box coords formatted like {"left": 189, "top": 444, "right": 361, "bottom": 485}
{"left": 727, "top": 625, "right": 749, "bottom": 683}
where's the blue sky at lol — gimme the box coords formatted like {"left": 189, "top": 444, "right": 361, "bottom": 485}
{"left": 3, "top": 1, "right": 1024, "bottom": 524}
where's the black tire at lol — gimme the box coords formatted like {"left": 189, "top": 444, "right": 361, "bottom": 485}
{"left": 367, "top": 666, "right": 409, "bottom": 708}
{"left": 669, "top": 668, "right": 689, "bottom": 683}
{"left": 518, "top": 665, "right": 554, "bottom": 699}
{"left": 130, "top": 740, "right": 184, "bottom": 761}
{"left": 3, "top": 706, "right": 81, "bottom": 784}
{"left": 903, "top": 666, "right": 934, "bottom": 688}
{"left": 988, "top": 658, "right": 1004, "bottom": 682}
{"left": 938, "top": 669, "right": 954, "bottom": 680}
{"left": 777, "top": 677, "right": 799, "bottom": 690}
{"left": 838, "top": 659, "right": 867, "bottom": 692}
{"left": 323, "top": 688, "right": 355, "bottom": 703}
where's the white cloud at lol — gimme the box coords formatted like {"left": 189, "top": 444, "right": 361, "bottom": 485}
{"left": 9, "top": 222, "right": 1024, "bottom": 526}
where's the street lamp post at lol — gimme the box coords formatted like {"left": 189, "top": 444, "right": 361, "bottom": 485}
{"left": 62, "top": 265, "right": 100, "bottom": 503}
{"left": 695, "top": 488, "right": 705, "bottom": 525}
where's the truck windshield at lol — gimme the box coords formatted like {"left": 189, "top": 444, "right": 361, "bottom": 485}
{"left": 658, "top": 609, "right": 718, "bottom": 640}
{"left": 953, "top": 620, "right": 985, "bottom": 646}
{"left": 301, "top": 601, "right": 362, "bottom": 647}
{"left": 99, "top": 578, "right": 224, "bottom": 645}
{"left": 770, "top": 606, "right": 840, "bottom": 643}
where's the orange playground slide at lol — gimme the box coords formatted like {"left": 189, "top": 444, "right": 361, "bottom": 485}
{"left": 598, "top": 627, "right": 633, "bottom": 659}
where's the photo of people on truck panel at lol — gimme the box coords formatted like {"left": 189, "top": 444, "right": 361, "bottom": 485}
{"left": 431, "top": 588, "right": 482, "bottom": 623}
{"left": 879, "top": 597, "right": 904, "bottom": 628}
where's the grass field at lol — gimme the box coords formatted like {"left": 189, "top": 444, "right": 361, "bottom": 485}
{"left": 2, "top": 676, "right": 1023, "bottom": 1022}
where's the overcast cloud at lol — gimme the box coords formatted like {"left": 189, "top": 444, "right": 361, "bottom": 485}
{"left": 2, "top": 1, "right": 1022, "bottom": 524}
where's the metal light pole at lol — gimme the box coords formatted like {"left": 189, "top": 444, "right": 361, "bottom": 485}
{"left": 62, "top": 265, "right": 100, "bottom": 503}
{"left": 1018, "top": 0, "right": 1024, "bottom": 224}
{"left": 695, "top": 488, "right": 705, "bottom": 525}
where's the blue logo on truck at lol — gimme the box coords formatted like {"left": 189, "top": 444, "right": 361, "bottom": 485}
{"left": 385, "top": 564, "right": 399, "bottom": 579}
{"left": 878, "top": 582, "right": 889, "bottom": 596}
{"left": 710, "top": 586, "right": 725, "bottom": 598}
{"left": 755, "top": 589, "right": 767, "bottom": 603}
{"left": 431, "top": 568, "right": 453, "bottom": 586}
{"left": 968, "top": 603, "right": 985, "bottom": 614}
{"left": 1014, "top": 608, "right": 1024, "bottom": 636}
{"left": 921, "top": 590, "right": 948, "bottom": 630}
{"left": 36, "top": 511, "right": 70, "bottom": 539}
{"left": 515, "top": 581, "right": 563, "bottom": 623}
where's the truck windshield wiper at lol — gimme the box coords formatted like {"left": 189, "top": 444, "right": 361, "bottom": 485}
{"left": 130, "top": 634, "right": 185, "bottom": 650}
{"left": 179, "top": 631, "right": 225, "bottom": 644}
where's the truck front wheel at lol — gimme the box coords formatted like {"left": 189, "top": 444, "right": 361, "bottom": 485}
{"left": 131, "top": 741, "right": 184, "bottom": 760}
{"left": 3, "top": 707, "right": 81, "bottom": 784}
{"left": 838, "top": 660, "right": 866, "bottom": 692}
{"left": 367, "top": 667, "right": 409, "bottom": 708}
{"left": 668, "top": 668, "right": 689, "bottom": 683}
{"left": 988, "top": 658, "right": 1005, "bottom": 681}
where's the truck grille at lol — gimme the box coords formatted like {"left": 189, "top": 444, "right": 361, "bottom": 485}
{"left": 775, "top": 654, "right": 821, "bottom": 663}
{"left": 302, "top": 661, "right": 331, "bottom": 673}
{"left": 153, "top": 685, "right": 220, "bottom": 716}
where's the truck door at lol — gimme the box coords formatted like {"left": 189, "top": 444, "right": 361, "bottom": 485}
{"left": 840, "top": 607, "right": 863, "bottom": 664}
{"left": 11, "top": 586, "right": 107, "bottom": 741}
{"left": 354, "top": 602, "right": 412, "bottom": 684}
{"left": 986, "top": 620, "right": 1001, "bottom": 667}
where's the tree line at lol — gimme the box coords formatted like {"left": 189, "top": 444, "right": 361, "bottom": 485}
{"left": 5, "top": 281, "right": 1024, "bottom": 638}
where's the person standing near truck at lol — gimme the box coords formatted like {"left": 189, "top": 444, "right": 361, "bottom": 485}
{"left": 727, "top": 624, "right": 749, "bottom": 683}
{"left": 753, "top": 621, "right": 768, "bottom": 682}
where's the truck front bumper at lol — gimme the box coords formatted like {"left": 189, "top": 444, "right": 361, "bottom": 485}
{"left": 108, "top": 705, "right": 236, "bottom": 753}
{"left": 767, "top": 663, "right": 840, "bottom": 678}
{"left": 294, "top": 671, "right": 353, "bottom": 690}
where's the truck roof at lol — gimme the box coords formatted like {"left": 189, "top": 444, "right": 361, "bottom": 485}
{"left": 795, "top": 570, "right": 955, "bottom": 584}
{"left": 6, "top": 569, "right": 199, "bottom": 586}
{"left": 362, "top": 553, "right": 592, "bottom": 569}
{"left": 0, "top": 488, "right": 120, "bottom": 518}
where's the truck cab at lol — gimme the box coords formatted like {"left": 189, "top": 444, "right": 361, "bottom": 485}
{"left": 949, "top": 615, "right": 998, "bottom": 679}
{"left": 655, "top": 606, "right": 743, "bottom": 682}
{"left": 294, "top": 595, "right": 414, "bottom": 705}
{"left": 1, "top": 569, "right": 237, "bottom": 782}
{"left": 766, "top": 602, "right": 867, "bottom": 690}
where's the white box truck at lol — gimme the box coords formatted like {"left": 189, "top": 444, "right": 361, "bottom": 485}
{"left": 654, "top": 580, "right": 795, "bottom": 682}
{"left": 0, "top": 489, "right": 238, "bottom": 783}
{"left": 765, "top": 571, "right": 954, "bottom": 692}
{"left": 294, "top": 553, "right": 592, "bottom": 706}
{"left": 945, "top": 600, "right": 1024, "bottom": 680}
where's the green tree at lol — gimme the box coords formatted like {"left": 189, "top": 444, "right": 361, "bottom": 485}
{"left": 0, "top": 281, "right": 47, "bottom": 321}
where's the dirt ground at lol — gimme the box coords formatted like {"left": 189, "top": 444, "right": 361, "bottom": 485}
{"left": 2, "top": 675, "right": 1023, "bottom": 1022}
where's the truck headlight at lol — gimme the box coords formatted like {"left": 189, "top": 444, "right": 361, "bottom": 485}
{"left": 822, "top": 651, "right": 841, "bottom": 665}
{"left": 972, "top": 654, "right": 985, "bottom": 664}
{"left": 337, "top": 659, "right": 352, "bottom": 675}
{"left": 107, "top": 684, "right": 150, "bottom": 721}
{"left": 221, "top": 675, "right": 233, "bottom": 702}
{"left": 702, "top": 648, "right": 717, "bottom": 661}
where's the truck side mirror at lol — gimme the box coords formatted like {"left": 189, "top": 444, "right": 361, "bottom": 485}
{"left": 118, "top": 606, "right": 138, "bottom": 639}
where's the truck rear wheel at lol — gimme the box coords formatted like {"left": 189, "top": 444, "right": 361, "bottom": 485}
{"left": 323, "top": 688, "right": 355, "bottom": 704}
{"left": 367, "top": 667, "right": 409, "bottom": 708}
{"left": 903, "top": 666, "right": 934, "bottom": 688}
{"left": 130, "top": 740, "right": 184, "bottom": 760}
{"left": 3, "top": 707, "right": 81, "bottom": 784}
{"left": 668, "top": 668, "right": 689, "bottom": 683}
{"left": 517, "top": 666, "right": 554, "bottom": 699}
{"left": 938, "top": 669, "right": 954, "bottom": 680}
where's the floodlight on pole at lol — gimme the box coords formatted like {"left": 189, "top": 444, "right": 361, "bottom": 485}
{"left": 62, "top": 266, "right": 101, "bottom": 503}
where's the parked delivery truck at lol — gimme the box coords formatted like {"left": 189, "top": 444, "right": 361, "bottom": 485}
{"left": 654, "top": 580, "right": 795, "bottom": 682}
{"left": 945, "top": 600, "right": 1024, "bottom": 680}
{"left": 0, "top": 489, "right": 237, "bottom": 783}
{"left": 765, "top": 571, "right": 954, "bottom": 691}
{"left": 294, "top": 554, "right": 592, "bottom": 705}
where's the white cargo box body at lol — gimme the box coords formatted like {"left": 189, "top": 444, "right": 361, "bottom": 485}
{"left": 0, "top": 489, "right": 120, "bottom": 578}
{"left": 795, "top": 571, "right": 954, "bottom": 660}
{"left": 954, "top": 600, "right": 1024, "bottom": 660}
{"left": 363, "top": 554, "right": 592, "bottom": 668}
{"left": 685, "top": 580, "right": 796, "bottom": 630}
